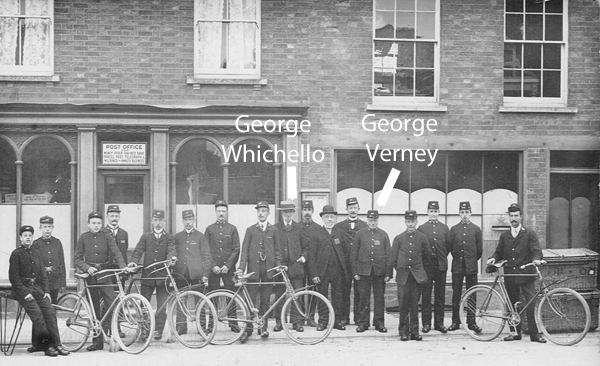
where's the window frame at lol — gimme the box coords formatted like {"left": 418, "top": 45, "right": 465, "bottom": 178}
{"left": 193, "top": 0, "right": 261, "bottom": 79}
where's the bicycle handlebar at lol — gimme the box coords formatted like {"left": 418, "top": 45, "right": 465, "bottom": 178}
{"left": 519, "top": 260, "right": 546, "bottom": 270}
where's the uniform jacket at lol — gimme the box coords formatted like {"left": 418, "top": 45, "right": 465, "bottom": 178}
{"left": 491, "top": 226, "right": 543, "bottom": 285}
{"left": 131, "top": 230, "right": 177, "bottom": 284}
{"left": 239, "top": 222, "right": 282, "bottom": 280}
{"left": 275, "top": 220, "right": 308, "bottom": 279}
{"left": 334, "top": 218, "right": 368, "bottom": 264}
{"left": 102, "top": 226, "right": 129, "bottom": 264}
{"left": 205, "top": 221, "right": 240, "bottom": 272}
{"left": 308, "top": 226, "right": 349, "bottom": 281}
{"left": 32, "top": 236, "right": 67, "bottom": 290}
{"left": 9, "top": 246, "right": 50, "bottom": 300}
{"left": 173, "top": 229, "right": 213, "bottom": 281}
{"left": 74, "top": 230, "right": 126, "bottom": 283}
{"left": 350, "top": 227, "right": 392, "bottom": 278}
{"left": 300, "top": 220, "right": 322, "bottom": 253}
{"left": 390, "top": 230, "right": 431, "bottom": 285}
{"left": 417, "top": 220, "right": 450, "bottom": 272}
{"left": 448, "top": 221, "right": 482, "bottom": 275}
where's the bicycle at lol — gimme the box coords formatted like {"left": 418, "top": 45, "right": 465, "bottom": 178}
{"left": 459, "top": 260, "right": 591, "bottom": 346}
{"left": 53, "top": 266, "right": 156, "bottom": 354}
{"left": 205, "top": 265, "right": 335, "bottom": 345}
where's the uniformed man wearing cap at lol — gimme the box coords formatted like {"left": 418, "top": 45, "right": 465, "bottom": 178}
{"left": 236, "top": 201, "right": 282, "bottom": 342}
{"left": 298, "top": 199, "right": 321, "bottom": 327}
{"left": 333, "top": 197, "right": 368, "bottom": 326}
{"left": 74, "top": 211, "right": 127, "bottom": 351}
{"left": 273, "top": 200, "right": 308, "bottom": 332}
{"left": 417, "top": 201, "right": 450, "bottom": 333}
{"left": 487, "top": 203, "right": 546, "bottom": 343}
{"left": 173, "top": 209, "right": 213, "bottom": 335}
{"left": 391, "top": 210, "right": 432, "bottom": 341}
{"left": 205, "top": 200, "right": 240, "bottom": 294}
{"left": 32, "top": 216, "right": 66, "bottom": 305}
{"left": 102, "top": 205, "right": 129, "bottom": 269}
{"left": 129, "top": 209, "right": 177, "bottom": 340}
{"left": 350, "top": 210, "right": 392, "bottom": 333}
{"left": 447, "top": 201, "right": 482, "bottom": 333}
{"left": 9, "top": 225, "right": 70, "bottom": 357}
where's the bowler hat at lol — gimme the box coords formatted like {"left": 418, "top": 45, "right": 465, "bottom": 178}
{"left": 366, "top": 210, "right": 379, "bottom": 219}
{"left": 20, "top": 225, "right": 34, "bottom": 235}
{"left": 427, "top": 201, "right": 439, "bottom": 210}
{"left": 320, "top": 205, "right": 337, "bottom": 217}
{"left": 152, "top": 209, "right": 165, "bottom": 219}
{"left": 39, "top": 215, "right": 54, "bottom": 224}
{"left": 106, "top": 205, "right": 121, "bottom": 213}
{"left": 182, "top": 209, "right": 194, "bottom": 219}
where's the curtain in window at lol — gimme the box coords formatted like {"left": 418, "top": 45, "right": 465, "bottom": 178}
{"left": 197, "top": 0, "right": 225, "bottom": 69}
{"left": 0, "top": 1, "right": 19, "bottom": 66}
{"left": 23, "top": 18, "right": 50, "bottom": 66}
{"left": 229, "top": 0, "right": 256, "bottom": 70}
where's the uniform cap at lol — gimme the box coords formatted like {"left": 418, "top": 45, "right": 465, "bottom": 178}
{"left": 182, "top": 209, "right": 194, "bottom": 219}
{"left": 88, "top": 212, "right": 103, "bottom": 220}
{"left": 106, "top": 205, "right": 121, "bottom": 213}
{"left": 152, "top": 209, "right": 165, "bottom": 219}
{"left": 405, "top": 210, "right": 418, "bottom": 219}
{"left": 427, "top": 201, "right": 439, "bottom": 210}
{"left": 346, "top": 197, "right": 359, "bottom": 206}
{"left": 301, "top": 200, "right": 314, "bottom": 209}
{"left": 39, "top": 215, "right": 54, "bottom": 224}
{"left": 20, "top": 225, "right": 34, "bottom": 235}
{"left": 459, "top": 201, "right": 471, "bottom": 211}
{"left": 215, "top": 200, "right": 228, "bottom": 208}
{"left": 320, "top": 205, "right": 337, "bottom": 217}
{"left": 255, "top": 201, "right": 269, "bottom": 209}
{"left": 366, "top": 210, "right": 379, "bottom": 219}
{"left": 508, "top": 203, "right": 522, "bottom": 213}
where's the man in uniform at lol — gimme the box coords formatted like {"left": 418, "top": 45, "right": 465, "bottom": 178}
{"left": 447, "top": 201, "right": 482, "bottom": 333}
{"left": 236, "top": 201, "right": 282, "bottom": 342}
{"left": 309, "top": 205, "right": 349, "bottom": 331}
{"left": 173, "top": 209, "right": 213, "bottom": 335}
{"left": 334, "top": 197, "right": 367, "bottom": 326}
{"left": 102, "top": 205, "right": 129, "bottom": 271}
{"left": 32, "top": 216, "right": 66, "bottom": 305}
{"left": 487, "top": 203, "right": 546, "bottom": 343}
{"left": 299, "top": 199, "right": 322, "bottom": 327}
{"left": 129, "top": 209, "right": 177, "bottom": 340}
{"left": 74, "top": 211, "right": 126, "bottom": 351}
{"left": 206, "top": 200, "right": 240, "bottom": 294}
{"left": 417, "top": 201, "right": 450, "bottom": 333}
{"left": 391, "top": 210, "right": 431, "bottom": 341}
{"left": 350, "top": 210, "right": 391, "bottom": 333}
{"left": 9, "top": 225, "right": 70, "bottom": 357}
{"left": 273, "top": 200, "right": 308, "bottom": 332}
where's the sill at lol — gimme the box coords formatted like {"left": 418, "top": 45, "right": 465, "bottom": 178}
{"left": 0, "top": 74, "right": 60, "bottom": 87}
{"left": 366, "top": 103, "right": 447, "bottom": 112}
{"left": 499, "top": 105, "right": 577, "bottom": 113}
{"left": 186, "top": 76, "right": 267, "bottom": 91}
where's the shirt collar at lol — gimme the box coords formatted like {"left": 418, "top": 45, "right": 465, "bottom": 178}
{"left": 406, "top": 228, "right": 416, "bottom": 234}
{"left": 429, "top": 219, "right": 438, "bottom": 224}
{"left": 185, "top": 228, "right": 195, "bottom": 234}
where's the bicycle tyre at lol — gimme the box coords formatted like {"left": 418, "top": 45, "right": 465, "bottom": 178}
{"left": 281, "top": 290, "right": 334, "bottom": 345}
{"left": 459, "top": 285, "right": 508, "bottom": 341}
{"left": 54, "top": 293, "right": 92, "bottom": 352}
{"left": 536, "top": 287, "right": 591, "bottom": 346}
{"left": 165, "top": 290, "right": 217, "bottom": 348}
{"left": 204, "top": 290, "right": 249, "bottom": 345}
{"left": 111, "top": 293, "right": 155, "bottom": 354}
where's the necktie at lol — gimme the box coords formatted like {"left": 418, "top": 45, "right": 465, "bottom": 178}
{"left": 112, "top": 227, "right": 117, "bottom": 237}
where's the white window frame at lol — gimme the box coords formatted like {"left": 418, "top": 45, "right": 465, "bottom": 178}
{"left": 371, "top": 0, "right": 440, "bottom": 106}
{"left": 0, "top": 0, "right": 54, "bottom": 77}
{"left": 503, "top": 0, "right": 568, "bottom": 107}
{"left": 193, "top": 0, "right": 261, "bottom": 79}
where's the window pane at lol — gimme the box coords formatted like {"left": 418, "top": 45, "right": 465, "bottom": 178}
{"left": 415, "top": 42, "right": 433, "bottom": 67}
{"left": 545, "top": 0, "right": 563, "bottom": 14}
{"left": 396, "top": 41, "right": 414, "bottom": 67}
{"left": 104, "top": 176, "right": 144, "bottom": 204}
{"left": 523, "top": 70, "right": 540, "bottom": 97}
{"left": 375, "top": 11, "right": 395, "bottom": 38}
{"left": 525, "top": 14, "right": 542, "bottom": 40}
{"left": 545, "top": 14, "right": 562, "bottom": 41}
{"left": 542, "top": 70, "right": 560, "bottom": 97}
{"left": 506, "top": 14, "right": 523, "bottom": 40}
{"left": 448, "top": 153, "right": 482, "bottom": 193}
{"left": 417, "top": 0, "right": 435, "bottom": 11}
{"left": 411, "top": 153, "right": 446, "bottom": 192}
{"left": 374, "top": 159, "right": 409, "bottom": 193}
{"left": 374, "top": 70, "right": 394, "bottom": 96}
{"left": 415, "top": 69, "right": 434, "bottom": 96}
{"left": 22, "top": 137, "right": 71, "bottom": 203}
{"left": 483, "top": 152, "right": 519, "bottom": 192}
{"left": 504, "top": 69, "right": 522, "bottom": 97}
{"left": 506, "top": 0, "right": 523, "bottom": 12}
{"left": 523, "top": 43, "right": 541, "bottom": 68}
{"left": 229, "top": 139, "right": 275, "bottom": 204}
{"left": 416, "top": 12, "right": 435, "bottom": 39}
{"left": 543, "top": 43, "right": 561, "bottom": 69}
{"left": 395, "top": 68, "right": 414, "bottom": 95}
{"left": 376, "top": 0, "right": 395, "bottom": 10}
{"left": 175, "top": 139, "right": 223, "bottom": 205}
{"left": 551, "top": 151, "right": 600, "bottom": 169}
{"left": 396, "top": 12, "right": 415, "bottom": 38}
{"left": 396, "top": 0, "right": 415, "bottom": 11}
{"left": 525, "top": 0, "right": 542, "bottom": 13}
{"left": 337, "top": 151, "right": 373, "bottom": 192}
{"left": 0, "top": 139, "right": 17, "bottom": 203}
{"left": 504, "top": 43, "right": 522, "bottom": 68}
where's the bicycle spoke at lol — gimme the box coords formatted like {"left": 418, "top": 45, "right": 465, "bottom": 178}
{"left": 460, "top": 286, "right": 507, "bottom": 341}
{"left": 537, "top": 288, "right": 590, "bottom": 346}
{"left": 281, "top": 290, "right": 334, "bottom": 345}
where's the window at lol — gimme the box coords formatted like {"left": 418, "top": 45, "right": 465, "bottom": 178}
{"left": 0, "top": 0, "right": 54, "bottom": 76}
{"left": 372, "top": 0, "right": 438, "bottom": 103}
{"left": 504, "top": 0, "right": 566, "bottom": 105}
{"left": 194, "top": 0, "right": 260, "bottom": 78}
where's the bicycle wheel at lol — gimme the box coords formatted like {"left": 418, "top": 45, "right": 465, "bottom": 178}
{"left": 281, "top": 290, "right": 334, "bottom": 345}
{"left": 165, "top": 290, "right": 216, "bottom": 348}
{"left": 54, "top": 293, "right": 92, "bottom": 352}
{"left": 459, "top": 285, "right": 508, "bottom": 341}
{"left": 111, "top": 293, "right": 155, "bottom": 354}
{"left": 536, "top": 287, "right": 591, "bottom": 346}
{"left": 203, "top": 290, "right": 249, "bottom": 345}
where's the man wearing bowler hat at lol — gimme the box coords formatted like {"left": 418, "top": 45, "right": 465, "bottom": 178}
{"left": 206, "top": 200, "right": 240, "bottom": 294}
{"left": 351, "top": 210, "right": 392, "bottom": 333}
{"left": 32, "top": 216, "right": 66, "bottom": 305}
{"left": 129, "top": 209, "right": 177, "bottom": 340}
{"left": 334, "top": 197, "right": 368, "bottom": 326}
{"left": 417, "top": 201, "right": 450, "bottom": 333}
{"left": 448, "top": 201, "right": 482, "bottom": 333}
{"left": 391, "top": 210, "right": 432, "bottom": 341}
{"left": 236, "top": 201, "right": 282, "bottom": 342}
{"left": 487, "top": 203, "right": 546, "bottom": 343}
{"left": 102, "top": 205, "right": 129, "bottom": 268}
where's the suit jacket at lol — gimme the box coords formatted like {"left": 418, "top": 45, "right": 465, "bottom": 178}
{"left": 491, "top": 226, "right": 543, "bottom": 285}
{"left": 448, "top": 221, "right": 482, "bottom": 275}
{"left": 275, "top": 220, "right": 308, "bottom": 279}
{"left": 9, "top": 246, "right": 49, "bottom": 300}
{"left": 390, "top": 230, "right": 431, "bottom": 285}
{"left": 308, "top": 226, "right": 349, "bottom": 281}
{"left": 102, "top": 226, "right": 129, "bottom": 264}
{"left": 32, "top": 236, "right": 67, "bottom": 290}
{"left": 74, "top": 230, "right": 126, "bottom": 284}
{"left": 173, "top": 229, "right": 213, "bottom": 281}
{"left": 205, "top": 221, "right": 240, "bottom": 272}
{"left": 417, "top": 220, "right": 450, "bottom": 272}
{"left": 131, "top": 231, "right": 177, "bottom": 284}
{"left": 239, "top": 222, "right": 282, "bottom": 280}
{"left": 351, "top": 227, "right": 392, "bottom": 278}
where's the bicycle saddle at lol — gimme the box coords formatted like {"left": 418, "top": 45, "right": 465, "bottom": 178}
{"left": 237, "top": 272, "right": 255, "bottom": 280}
{"left": 75, "top": 272, "right": 90, "bottom": 279}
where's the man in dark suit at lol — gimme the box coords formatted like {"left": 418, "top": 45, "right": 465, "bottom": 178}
{"left": 129, "top": 209, "right": 177, "bottom": 340}
{"left": 103, "top": 204, "right": 129, "bottom": 269}
{"left": 447, "top": 201, "right": 482, "bottom": 333}
{"left": 487, "top": 203, "right": 546, "bottom": 343}
{"left": 32, "top": 216, "right": 66, "bottom": 305}
{"left": 206, "top": 200, "right": 240, "bottom": 293}
{"left": 391, "top": 210, "right": 432, "bottom": 341}
{"left": 333, "top": 197, "right": 368, "bottom": 326}
{"left": 417, "top": 201, "right": 450, "bottom": 333}
{"left": 236, "top": 201, "right": 282, "bottom": 342}
{"left": 299, "top": 199, "right": 322, "bottom": 328}
{"left": 350, "top": 210, "right": 392, "bottom": 333}
{"left": 309, "top": 205, "right": 349, "bottom": 331}
{"left": 273, "top": 201, "right": 308, "bottom": 332}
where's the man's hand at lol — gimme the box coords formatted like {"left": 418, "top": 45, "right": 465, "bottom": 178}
{"left": 213, "top": 266, "right": 221, "bottom": 274}
{"left": 312, "top": 277, "right": 321, "bottom": 284}
{"left": 220, "top": 265, "right": 229, "bottom": 274}
{"left": 533, "top": 260, "right": 542, "bottom": 266}
{"left": 127, "top": 262, "right": 137, "bottom": 267}
{"left": 234, "top": 269, "right": 243, "bottom": 277}
{"left": 354, "top": 275, "right": 360, "bottom": 281}
{"left": 24, "top": 294, "right": 34, "bottom": 301}
{"left": 487, "top": 258, "right": 496, "bottom": 265}
{"left": 43, "top": 293, "right": 51, "bottom": 300}
{"left": 201, "top": 277, "right": 208, "bottom": 285}
{"left": 296, "top": 256, "right": 306, "bottom": 264}
{"left": 87, "top": 267, "right": 98, "bottom": 275}
{"left": 170, "top": 256, "right": 178, "bottom": 266}
{"left": 384, "top": 277, "right": 390, "bottom": 282}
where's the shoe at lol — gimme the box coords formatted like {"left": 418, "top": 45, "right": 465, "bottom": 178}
{"left": 400, "top": 335, "right": 409, "bottom": 341}
{"left": 293, "top": 324, "right": 304, "bottom": 332}
{"left": 503, "top": 334, "right": 522, "bottom": 341}
{"left": 177, "top": 328, "right": 188, "bottom": 335}
{"left": 307, "top": 319, "right": 317, "bottom": 327}
{"left": 356, "top": 326, "right": 367, "bottom": 333}
{"left": 54, "top": 345, "right": 70, "bottom": 356}
{"left": 422, "top": 325, "right": 431, "bottom": 333}
{"left": 334, "top": 324, "right": 346, "bottom": 331}
{"left": 410, "top": 334, "right": 423, "bottom": 341}
{"left": 375, "top": 326, "right": 388, "bottom": 333}
{"left": 317, "top": 325, "right": 326, "bottom": 331}
{"left": 434, "top": 325, "right": 448, "bottom": 333}
{"left": 468, "top": 324, "right": 482, "bottom": 334}
{"left": 239, "top": 332, "right": 250, "bottom": 343}
{"left": 339, "top": 320, "right": 349, "bottom": 327}
{"left": 44, "top": 347, "right": 59, "bottom": 357}
{"left": 273, "top": 323, "right": 283, "bottom": 332}
{"left": 86, "top": 343, "right": 103, "bottom": 351}
{"left": 447, "top": 323, "right": 460, "bottom": 331}
{"left": 260, "top": 330, "right": 269, "bottom": 338}
{"left": 27, "top": 346, "right": 44, "bottom": 353}
{"left": 153, "top": 331, "right": 162, "bottom": 340}
{"left": 530, "top": 335, "right": 547, "bottom": 344}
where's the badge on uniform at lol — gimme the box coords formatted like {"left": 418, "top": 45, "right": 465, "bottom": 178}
{"left": 374, "top": 240, "right": 380, "bottom": 246}
{"left": 190, "top": 241, "right": 198, "bottom": 245}
{"left": 334, "top": 238, "right": 340, "bottom": 245}
{"left": 120, "top": 240, "right": 126, "bottom": 243}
